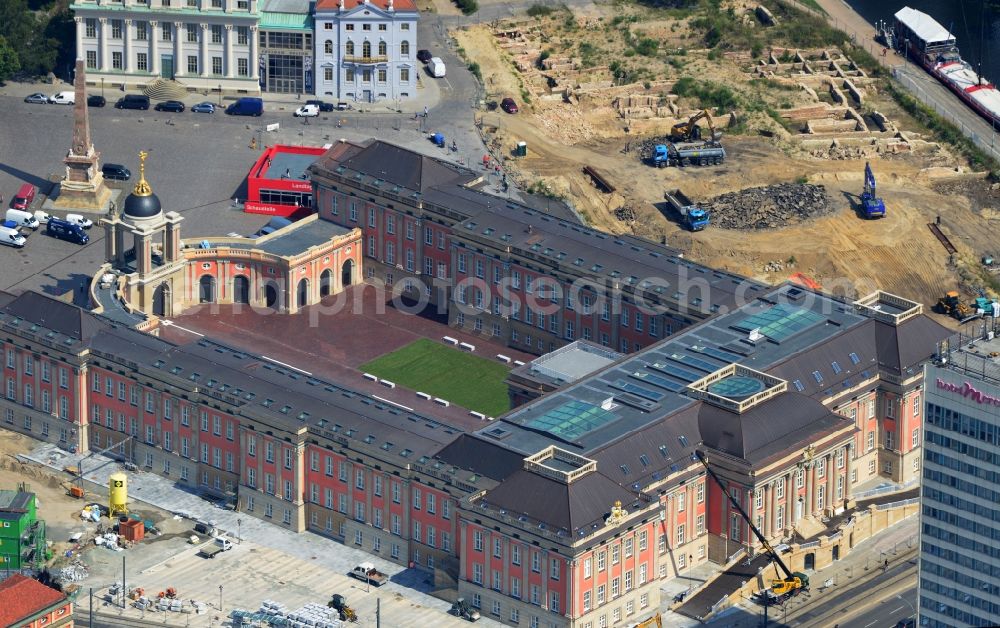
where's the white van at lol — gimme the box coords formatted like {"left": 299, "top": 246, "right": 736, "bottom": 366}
{"left": 65, "top": 213, "right": 94, "bottom": 229}
{"left": 214, "top": 537, "right": 233, "bottom": 551}
{"left": 428, "top": 57, "right": 446, "bottom": 78}
{"left": 0, "top": 226, "right": 26, "bottom": 248}
{"left": 49, "top": 91, "right": 75, "bottom": 105}
{"left": 6, "top": 209, "right": 40, "bottom": 230}
{"left": 33, "top": 211, "right": 50, "bottom": 225}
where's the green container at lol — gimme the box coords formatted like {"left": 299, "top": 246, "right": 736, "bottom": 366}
{"left": 515, "top": 141, "right": 527, "bottom": 157}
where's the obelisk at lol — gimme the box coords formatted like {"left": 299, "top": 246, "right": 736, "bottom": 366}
{"left": 50, "top": 59, "right": 113, "bottom": 211}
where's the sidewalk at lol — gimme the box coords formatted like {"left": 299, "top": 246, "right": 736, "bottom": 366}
{"left": 0, "top": 71, "right": 444, "bottom": 115}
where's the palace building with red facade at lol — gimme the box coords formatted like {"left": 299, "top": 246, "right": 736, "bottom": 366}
{"left": 0, "top": 139, "right": 950, "bottom": 628}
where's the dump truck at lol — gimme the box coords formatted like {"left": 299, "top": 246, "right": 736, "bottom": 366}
{"left": 349, "top": 562, "right": 388, "bottom": 586}
{"left": 664, "top": 189, "right": 709, "bottom": 231}
{"left": 651, "top": 141, "right": 725, "bottom": 167}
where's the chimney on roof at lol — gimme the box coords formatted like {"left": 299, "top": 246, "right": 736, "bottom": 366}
{"left": 388, "top": 0, "right": 394, "bottom": 10}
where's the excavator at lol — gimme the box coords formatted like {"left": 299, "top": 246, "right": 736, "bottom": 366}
{"left": 669, "top": 109, "right": 721, "bottom": 143}
{"left": 695, "top": 451, "right": 809, "bottom": 601}
{"left": 633, "top": 613, "right": 662, "bottom": 628}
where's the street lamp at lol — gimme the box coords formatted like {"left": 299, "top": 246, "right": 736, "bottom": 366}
{"left": 218, "top": 84, "right": 222, "bottom": 105}
{"left": 898, "top": 593, "right": 916, "bottom": 620}
{"left": 218, "top": 585, "right": 223, "bottom": 612}
{"left": 237, "top": 518, "right": 242, "bottom": 544}
{"left": 101, "top": 77, "right": 105, "bottom": 99}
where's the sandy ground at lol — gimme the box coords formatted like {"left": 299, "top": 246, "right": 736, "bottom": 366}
{"left": 451, "top": 10, "right": 1000, "bottom": 323}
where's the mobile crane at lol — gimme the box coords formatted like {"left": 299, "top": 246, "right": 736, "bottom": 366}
{"left": 695, "top": 451, "right": 809, "bottom": 600}
{"left": 670, "top": 109, "right": 721, "bottom": 143}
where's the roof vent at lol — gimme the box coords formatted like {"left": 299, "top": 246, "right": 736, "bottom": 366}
{"left": 600, "top": 397, "right": 615, "bottom": 411}
{"left": 748, "top": 328, "right": 763, "bottom": 343}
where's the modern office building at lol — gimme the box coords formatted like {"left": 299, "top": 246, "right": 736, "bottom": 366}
{"left": 920, "top": 328, "right": 1000, "bottom": 627}
{"left": 313, "top": 0, "right": 419, "bottom": 102}
{"left": 259, "top": 0, "right": 314, "bottom": 94}
{"left": 0, "top": 489, "right": 47, "bottom": 572}
{"left": 72, "top": 0, "right": 261, "bottom": 95}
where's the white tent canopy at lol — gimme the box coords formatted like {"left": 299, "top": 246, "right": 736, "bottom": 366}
{"left": 895, "top": 7, "right": 955, "bottom": 46}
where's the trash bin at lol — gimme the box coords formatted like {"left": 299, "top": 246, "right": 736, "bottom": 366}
{"left": 515, "top": 141, "right": 527, "bottom": 157}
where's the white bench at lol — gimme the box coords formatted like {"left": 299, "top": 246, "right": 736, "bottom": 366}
{"left": 416, "top": 392, "right": 432, "bottom": 400}
{"left": 496, "top": 354, "right": 511, "bottom": 363}
{"left": 362, "top": 373, "right": 378, "bottom": 381}
{"left": 380, "top": 379, "right": 396, "bottom": 389}
{"left": 459, "top": 342, "right": 475, "bottom": 352}
{"left": 513, "top": 360, "right": 525, "bottom": 366}
{"left": 469, "top": 411, "right": 486, "bottom": 420}
{"left": 434, "top": 398, "right": 450, "bottom": 407}
{"left": 442, "top": 336, "right": 458, "bottom": 345}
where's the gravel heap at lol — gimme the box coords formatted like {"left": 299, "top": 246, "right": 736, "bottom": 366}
{"left": 704, "top": 183, "right": 832, "bottom": 230}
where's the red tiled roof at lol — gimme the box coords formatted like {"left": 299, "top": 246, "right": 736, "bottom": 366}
{"left": 315, "top": 0, "right": 417, "bottom": 13}
{"left": 0, "top": 575, "right": 68, "bottom": 626}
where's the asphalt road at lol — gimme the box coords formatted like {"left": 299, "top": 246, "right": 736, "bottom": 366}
{"left": 782, "top": 550, "right": 918, "bottom": 628}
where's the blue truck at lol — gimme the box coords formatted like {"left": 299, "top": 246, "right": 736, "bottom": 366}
{"left": 225, "top": 97, "right": 263, "bottom": 116}
{"left": 860, "top": 162, "right": 886, "bottom": 219}
{"left": 651, "top": 141, "right": 725, "bottom": 167}
{"left": 664, "top": 189, "right": 709, "bottom": 231}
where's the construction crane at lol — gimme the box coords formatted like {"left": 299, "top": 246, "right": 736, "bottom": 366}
{"left": 670, "top": 109, "right": 720, "bottom": 143}
{"left": 860, "top": 162, "right": 886, "bottom": 219}
{"left": 694, "top": 451, "right": 809, "bottom": 600}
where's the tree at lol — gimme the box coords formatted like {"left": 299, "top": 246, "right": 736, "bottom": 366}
{"left": 0, "top": 36, "right": 20, "bottom": 83}
{"left": 0, "top": 0, "right": 62, "bottom": 76}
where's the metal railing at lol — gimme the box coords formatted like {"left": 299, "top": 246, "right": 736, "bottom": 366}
{"left": 875, "top": 496, "right": 919, "bottom": 510}
{"left": 852, "top": 478, "right": 918, "bottom": 500}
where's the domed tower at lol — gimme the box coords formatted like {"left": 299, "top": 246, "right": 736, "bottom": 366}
{"left": 122, "top": 151, "right": 163, "bottom": 226}
{"left": 101, "top": 151, "right": 183, "bottom": 281}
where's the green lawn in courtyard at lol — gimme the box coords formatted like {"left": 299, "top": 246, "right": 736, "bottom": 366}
{"left": 359, "top": 338, "right": 512, "bottom": 417}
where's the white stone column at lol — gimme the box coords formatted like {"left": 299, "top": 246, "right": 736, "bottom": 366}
{"left": 150, "top": 21, "right": 160, "bottom": 75}
{"left": 75, "top": 17, "right": 84, "bottom": 62}
{"left": 124, "top": 20, "right": 134, "bottom": 72}
{"left": 200, "top": 23, "right": 209, "bottom": 77}
{"left": 174, "top": 22, "right": 184, "bottom": 77}
{"left": 224, "top": 24, "right": 234, "bottom": 78}
{"left": 250, "top": 26, "right": 259, "bottom": 80}
{"left": 98, "top": 18, "right": 109, "bottom": 71}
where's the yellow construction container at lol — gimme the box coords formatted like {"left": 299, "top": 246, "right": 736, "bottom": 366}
{"left": 109, "top": 472, "right": 128, "bottom": 516}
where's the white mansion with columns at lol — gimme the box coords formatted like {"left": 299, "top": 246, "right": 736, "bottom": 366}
{"left": 72, "top": 0, "right": 261, "bottom": 94}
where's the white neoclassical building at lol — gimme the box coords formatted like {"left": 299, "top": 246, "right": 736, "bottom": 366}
{"left": 72, "top": 0, "right": 262, "bottom": 95}
{"left": 313, "top": 0, "right": 418, "bottom": 103}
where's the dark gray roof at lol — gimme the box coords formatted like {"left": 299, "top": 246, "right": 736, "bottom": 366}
{"left": 312, "top": 140, "right": 475, "bottom": 194}
{"left": 697, "top": 393, "right": 848, "bottom": 465}
{"left": 254, "top": 219, "right": 352, "bottom": 257}
{"left": 425, "top": 181, "right": 582, "bottom": 225}
{"left": 481, "top": 468, "right": 641, "bottom": 533}
{"left": 0, "top": 291, "right": 105, "bottom": 343}
{"left": 875, "top": 316, "right": 950, "bottom": 376}
{"left": 434, "top": 434, "right": 527, "bottom": 482}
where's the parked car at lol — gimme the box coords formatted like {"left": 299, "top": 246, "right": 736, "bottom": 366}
{"left": 305, "top": 99, "right": 333, "bottom": 112}
{"left": 115, "top": 94, "right": 150, "bottom": 110}
{"left": 11, "top": 184, "right": 36, "bottom": 210}
{"left": 417, "top": 49, "right": 433, "bottom": 63}
{"left": 294, "top": 104, "right": 319, "bottom": 117}
{"left": 154, "top": 100, "right": 185, "bottom": 112}
{"left": 225, "top": 97, "right": 263, "bottom": 116}
{"left": 427, "top": 57, "right": 446, "bottom": 78}
{"left": 0, "top": 226, "right": 26, "bottom": 248}
{"left": 24, "top": 93, "right": 48, "bottom": 104}
{"left": 46, "top": 218, "right": 89, "bottom": 245}
{"left": 87, "top": 95, "right": 106, "bottom": 107}
{"left": 49, "top": 91, "right": 75, "bottom": 105}
{"left": 66, "top": 213, "right": 94, "bottom": 229}
{"left": 102, "top": 164, "right": 131, "bottom": 181}
{"left": 500, "top": 97, "right": 518, "bottom": 114}
{"left": 191, "top": 102, "right": 216, "bottom": 114}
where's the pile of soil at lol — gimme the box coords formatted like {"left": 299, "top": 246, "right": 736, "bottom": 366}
{"left": 704, "top": 183, "right": 832, "bottom": 230}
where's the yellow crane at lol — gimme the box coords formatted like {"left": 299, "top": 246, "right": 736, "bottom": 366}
{"left": 669, "top": 109, "right": 721, "bottom": 143}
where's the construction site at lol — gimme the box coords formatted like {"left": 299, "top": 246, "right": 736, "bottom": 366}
{"left": 457, "top": 0, "right": 1000, "bottom": 320}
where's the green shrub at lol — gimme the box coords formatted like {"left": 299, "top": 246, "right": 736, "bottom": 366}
{"left": 526, "top": 3, "right": 554, "bottom": 17}
{"left": 634, "top": 37, "right": 659, "bottom": 57}
{"left": 467, "top": 61, "right": 482, "bottom": 82}
{"left": 454, "top": 0, "right": 478, "bottom": 15}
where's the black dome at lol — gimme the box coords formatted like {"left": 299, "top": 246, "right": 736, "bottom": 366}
{"left": 123, "top": 191, "right": 162, "bottom": 219}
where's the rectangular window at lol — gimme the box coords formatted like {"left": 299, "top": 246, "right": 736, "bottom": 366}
{"left": 237, "top": 26, "right": 248, "bottom": 45}
{"left": 187, "top": 24, "right": 198, "bottom": 43}
{"left": 86, "top": 18, "right": 96, "bottom": 38}
{"left": 86, "top": 50, "right": 97, "bottom": 69}
{"left": 112, "top": 19, "right": 122, "bottom": 39}
{"left": 212, "top": 57, "right": 223, "bottom": 75}
{"left": 162, "top": 22, "right": 172, "bottom": 41}
{"left": 187, "top": 55, "right": 198, "bottom": 74}
{"left": 238, "top": 58, "right": 248, "bottom": 77}
{"left": 112, "top": 51, "right": 123, "bottom": 70}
